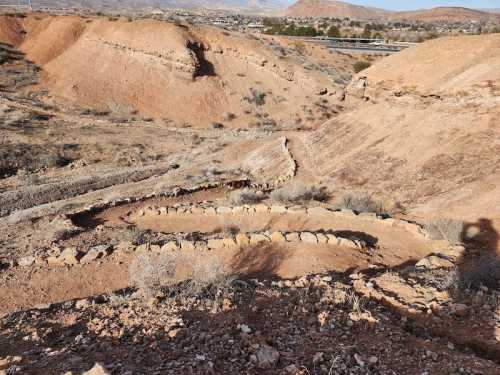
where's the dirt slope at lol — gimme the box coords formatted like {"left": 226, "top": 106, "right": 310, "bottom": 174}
{"left": 0, "top": 13, "right": 340, "bottom": 128}
{"left": 286, "top": 0, "right": 390, "bottom": 19}
{"left": 305, "top": 34, "right": 500, "bottom": 224}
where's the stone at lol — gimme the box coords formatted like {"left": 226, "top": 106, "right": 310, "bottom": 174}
{"left": 358, "top": 212, "right": 378, "bottom": 220}
{"left": 286, "top": 232, "right": 300, "bottom": 242}
{"left": 75, "top": 299, "right": 91, "bottom": 310}
{"left": 161, "top": 241, "right": 179, "bottom": 252}
{"left": 232, "top": 206, "right": 247, "bottom": 214}
{"left": 316, "top": 233, "right": 328, "bottom": 244}
{"left": 368, "top": 356, "right": 378, "bottom": 364}
{"left": 380, "top": 218, "right": 397, "bottom": 227}
{"left": 326, "top": 234, "right": 340, "bottom": 245}
{"left": 235, "top": 233, "right": 250, "bottom": 247}
{"left": 80, "top": 245, "right": 110, "bottom": 264}
{"left": 204, "top": 207, "right": 217, "bottom": 215}
{"left": 191, "top": 206, "right": 204, "bottom": 215}
{"left": 60, "top": 247, "right": 80, "bottom": 266}
{"left": 18, "top": 256, "right": 35, "bottom": 267}
{"left": 180, "top": 241, "right": 195, "bottom": 251}
{"left": 159, "top": 207, "right": 168, "bottom": 215}
{"left": 216, "top": 207, "right": 232, "bottom": 214}
{"left": 300, "top": 232, "right": 318, "bottom": 244}
{"left": 270, "top": 205, "right": 287, "bottom": 214}
{"left": 237, "top": 324, "right": 252, "bottom": 334}
{"left": 415, "top": 255, "right": 455, "bottom": 270}
{"left": 250, "top": 234, "right": 270, "bottom": 245}
{"left": 83, "top": 363, "right": 110, "bottom": 375}
{"left": 207, "top": 239, "right": 225, "bottom": 250}
{"left": 135, "top": 243, "right": 150, "bottom": 254}
{"left": 254, "top": 204, "right": 270, "bottom": 213}
{"left": 338, "top": 238, "right": 357, "bottom": 249}
{"left": 340, "top": 209, "right": 356, "bottom": 216}
{"left": 307, "top": 207, "right": 331, "bottom": 216}
{"left": 254, "top": 345, "right": 279, "bottom": 369}
{"left": 222, "top": 238, "right": 237, "bottom": 248}
{"left": 47, "top": 256, "right": 64, "bottom": 267}
{"left": 282, "top": 364, "right": 301, "bottom": 375}
{"left": 194, "top": 241, "right": 209, "bottom": 251}
{"left": 270, "top": 231, "right": 286, "bottom": 243}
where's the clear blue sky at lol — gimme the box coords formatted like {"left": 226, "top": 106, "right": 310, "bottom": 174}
{"left": 289, "top": 1, "right": 500, "bottom": 11}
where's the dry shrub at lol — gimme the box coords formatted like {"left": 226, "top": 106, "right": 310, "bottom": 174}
{"left": 229, "top": 188, "right": 265, "bottom": 205}
{"left": 270, "top": 184, "right": 328, "bottom": 203}
{"left": 424, "top": 219, "right": 464, "bottom": 244}
{"left": 459, "top": 256, "right": 500, "bottom": 290}
{"left": 129, "top": 251, "right": 230, "bottom": 300}
{"left": 335, "top": 192, "right": 388, "bottom": 215}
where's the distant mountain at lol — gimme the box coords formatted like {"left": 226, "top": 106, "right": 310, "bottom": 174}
{"left": 286, "top": 0, "right": 500, "bottom": 22}
{"left": 391, "top": 7, "right": 500, "bottom": 23}
{"left": 286, "top": 0, "right": 391, "bottom": 19}
{"left": 30, "top": 0, "right": 290, "bottom": 12}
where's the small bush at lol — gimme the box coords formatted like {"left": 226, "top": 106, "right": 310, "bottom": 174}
{"left": 129, "top": 251, "right": 229, "bottom": 300}
{"left": 336, "top": 192, "right": 387, "bottom": 215}
{"left": 353, "top": 61, "right": 371, "bottom": 73}
{"left": 424, "top": 219, "right": 464, "bottom": 244}
{"left": 270, "top": 184, "right": 328, "bottom": 203}
{"left": 459, "top": 256, "right": 500, "bottom": 290}
{"left": 229, "top": 188, "right": 265, "bottom": 205}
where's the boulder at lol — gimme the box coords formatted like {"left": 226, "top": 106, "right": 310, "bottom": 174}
{"left": 326, "top": 234, "right": 340, "bottom": 245}
{"left": 83, "top": 363, "right": 110, "bottom": 375}
{"left": 236, "top": 233, "right": 250, "bottom": 247}
{"left": 60, "top": 247, "right": 80, "bottom": 266}
{"left": 307, "top": 207, "right": 331, "bottom": 216}
{"left": 207, "top": 239, "right": 225, "bottom": 250}
{"left": 250, "top": 234, "right": 270, "bottom": 245}
{"left": 18, "top": 256, "right": 36, "bottom": 267}
{"left": 80, "top": 245, "right": 111, "bottom": 264}
{"left": 415, "top": 255, "right": 455, "bottom": 270}
{"left": 161, "top": 241, "right": 179, "bottom": 252}
{"left": 270, "top": 206, "right": 287, "bottom": 214}
{"left": 216, "top": 207, "right": 232, "bottom": 214}
{"left": 180, "top": 241, "right": 195, "bottom": 251}
{"left": 300, "top": 232, "right": 318, "bottom": 244}
{"left": 316, "top": 233, "right": 329, "bottom": 244}
{"left": 254, "top": 204, "right": 270, "bottom": 213}
{"left": 270, "top": 232, "right": 286, "bottom": 243}
{"left": 285, "top": 232, "right": 301, "bottom": 242}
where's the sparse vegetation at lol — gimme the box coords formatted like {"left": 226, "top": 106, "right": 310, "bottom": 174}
{"left": 270, "top": 184, "right": 329, "bottom": 203}
{"left": 335, "top": 192, "right": 388, "bottom": 215}
{"left": 353, "top": 61, "right": 372, "bottom": 73}
{"left": 424, "top": 219, "right": 464, "bottom": 244}
{"left": 229, "top": 188, "right": 265, "bottom": 205}
{"left": 459, "top": 256, "right": 500, "bottom": 290}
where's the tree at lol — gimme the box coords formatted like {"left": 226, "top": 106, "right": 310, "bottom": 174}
{"left": 327, "top": 25, "right": 341, "bottom": 38}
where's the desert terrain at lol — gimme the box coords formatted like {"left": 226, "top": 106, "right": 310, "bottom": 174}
{"left": 0, "top": 8, "right": 499, "bottom": 375}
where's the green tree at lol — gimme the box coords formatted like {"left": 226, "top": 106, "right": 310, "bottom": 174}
{"left": 327, "top": 25, "right": 341, "bottom": 38}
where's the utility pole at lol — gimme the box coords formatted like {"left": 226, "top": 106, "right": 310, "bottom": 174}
{"left": 28, "top": 0, "right": 32, "bottom": 11}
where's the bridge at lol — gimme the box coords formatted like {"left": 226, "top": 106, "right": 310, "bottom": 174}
{"left": 292, "top": 36, "right": 416, "bottom": 54}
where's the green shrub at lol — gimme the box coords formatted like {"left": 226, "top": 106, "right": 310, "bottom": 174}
{"left": 353, "top": 61, "right": 372, "bottom": 73}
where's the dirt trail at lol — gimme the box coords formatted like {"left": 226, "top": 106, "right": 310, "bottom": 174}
{"left": 283, "top": 134, "right": 319, "bottom": 184}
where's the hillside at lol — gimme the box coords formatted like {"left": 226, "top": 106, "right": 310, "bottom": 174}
{"left": 391, "top": 6, "right": 500, "bottom": 23}
{"left": 0, "top": 13, "right": 349, "bottom": 128}
{"left": 286, "top": 0, "right": 390, "bottom": 19}
{"left": 305, "top": 33, "right": 500, "bottom": 225}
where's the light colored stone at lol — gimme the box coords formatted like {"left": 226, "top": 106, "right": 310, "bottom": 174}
{"left": 232, "top": 206, "right": 247, "bottom": 214}
{"left": 326, "top": 234, "right": 340, "bottom": 245}
{"left": 180, "top": 241, "right": 195, "bottom": 251}
{"left": 254, "top": 204, "right": 270, "bottom": 213}
{"left": 415, "top": 255, "right": 455, "bottom": 270}
{"left": 60, "top": 247, "right": 80, "bottom": 266}
{"left": 270, "top": 231, "right": 286, "bottom": 243}
{"left": 316, "top": 233, "right": 329, "bottom": 244}
{"left": 288, "top": 206, "right": 306, "bottom": 214}
{"left": 18, "top": 256, "right": 35, "bottom": 267}
{"left": 194, "top": 241, "right": 209, "bottom": 251}
{"left": 150, "top": 244, "right": 161, "bottom": 253}
{"left": 216, "top": 207, "right": 232, "bottom": 214}
{"left": 204, "top": 207, "right": 217, "bottom": 215}
{"left": 358, "top": 212, "right": 378, "bottom": 220}
{"left": 300, "top": 232, "right": 318, "bottom": 244}
{"left": 270, "top": 205, "right": 287, "bottom": 214}
{"left": 191, "top": 206, "right": 204, "bottom": 214}
{"left": 83, "top": 363, "right": 110, "bottom": 375}
{"left": 80, "top": 245, "right": 110, "bottom": 264}
{"left": 207, "top": 239, "right": 225, "bottom": 250}
{"left": 222, "top": 238, "right": 237, "bottom": 248}
{"left": 380, "top": 218, "right": 397, "bottom": 227}
{"left": 286, "top": 232, "right": 301, "bottom": 242}
{"left": 250, "top": 234, "right": 270, "bottom": 245}
{"left": 159, "top": 207, "right": 168, "bottom": 215}
{"left": 236, "top": 233, "right": 250, "bottom": 247}
{"left": 340, "top": 209, "right": 356, "bottom": 216}
{"left": 161, "top": 241, "right": 179, "bottom": 252}
{"left": 135, "top": 243, "right": 150, "bottom": 253}
{"left": 338, "top": 238, "right": 357, "bottom": 249}
{"left": 307, "top": 207, "right": 331, "bottom": 216}
{"left": 47, "top": 256, "right": 64, "bottom": 267}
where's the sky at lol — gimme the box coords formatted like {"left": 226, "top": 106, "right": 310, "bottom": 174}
{"left": 328, "top": 0, "right": 500, "bottom": 11}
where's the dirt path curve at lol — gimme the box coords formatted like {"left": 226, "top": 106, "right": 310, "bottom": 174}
{"left": 284, "top": 133, "right": 320, "bottom": 185}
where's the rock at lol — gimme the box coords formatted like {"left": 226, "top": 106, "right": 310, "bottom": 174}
{"left": 250, "top": 234, "right": 270, "bottom": 245}
{"left": 80, "top": 245, "right": 111, "bottom": 264}
{"left": 18, "top": 256, "right": 35, "bottom": 267}
{"left": 222, "top": 238, "right": 237, "bottom": 248}
{"left": 216, "top": 207, "right": 232, "bottom": 214}
{"left": 161, "top": 241, "right": 179, "bottom": 252}
{"left": 449, "top": 303, "right": 469, "bottom": 317}
{"left": 307, "top": 207, "right": 330, "bottom": 215}
{"left": 237, "top": 324, "right": 252, "bottom": 334}
{"left": 83, "top": 363, "right": 110, "bottom": 375}
{"left": 270, "top": 231, "right": 286, "bottom": 243}
{"left": 340, "top": 209, "right": 356, "bottom": 216}
{"left": 270, "top": 205, "right": 287, "bottom": 214}
{"left": 60, "top": 247, "right": 80, "bottom": 266}
{"left": 254, "top": 204, "right": 269, "bottom": 213}
{"left": 354, "top": 353, "right": 365, "bottom": 367}
{"left": 300, "top": 232, "right": 318, "bottom": 244}
{"left": 180, "top": 241, "right": 195, "bottom": 251}
{"left": 255, "top": 344, "right": 279, "bottom": 369}
{"left": 316, "top": 233, "right": 328, "bottom": 244}
{"left": 326, "top": 234, "right": 340, "bottom": 245}
{"left": 368, "top": 356, "right": 378, "bottom": 364}
{"left": 317, "top": 88, "right": 328, "bottom": 95}
{"left": 204, "top": 207, "right": 217, "bottom": 215}
{"left": 236, "top": 233, "right": 250, "bottom": 247}
{"left": 415, "top": 255, "right": 455, "bottom": 270}
{"left": 282, "top": 364, "right": 301, "bottom": 375}
{"left": 75, "top": 299, "right": 91, "bottom": 310}
{"left": 207, "top": 239, "right": 225, "bottom": 250}
{"left": 285, "top": 232, "right": 300, "bottom": 242}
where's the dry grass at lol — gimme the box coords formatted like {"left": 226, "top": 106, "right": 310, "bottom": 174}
{"left": 335, "top": 192, "right": 388, "bottom": 215}
{"left": 229, "top": 188, "right": 265, "bottom": 205}
{"left": 270, "top": 184, "right": 328, "bottom": 204}
{"left": 424, "top": 219, "right": 464, "bottom": 244}
{"left": 129, "top": 251, "right": 230, "bottom": 300}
